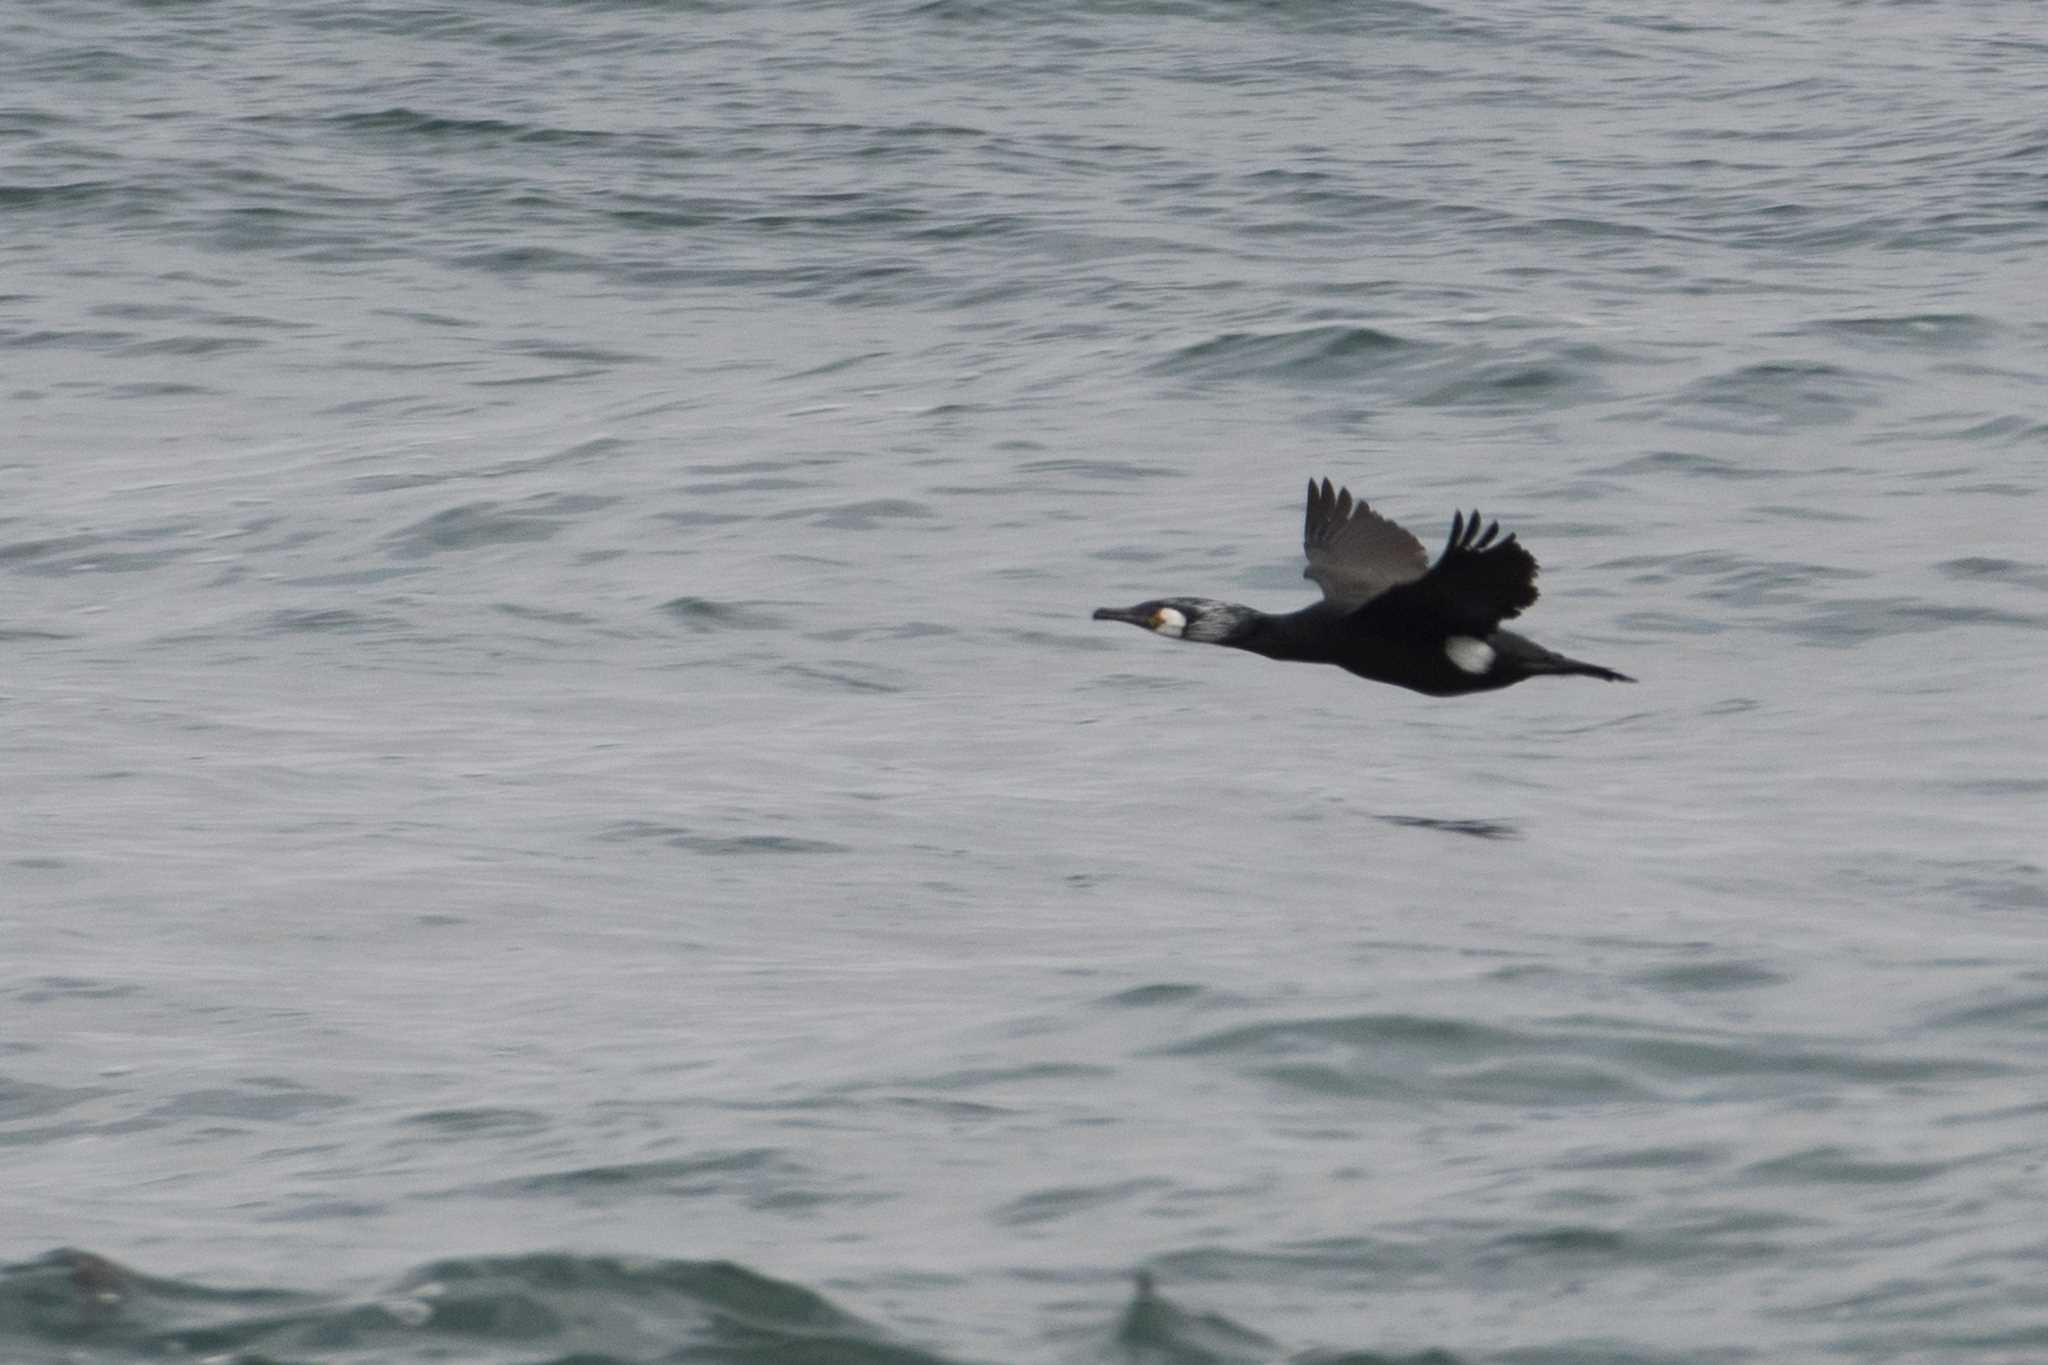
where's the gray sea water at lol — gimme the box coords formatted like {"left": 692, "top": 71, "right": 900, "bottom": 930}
{"left": 6, "top": 2, "right": 2048, "bottom": 1362}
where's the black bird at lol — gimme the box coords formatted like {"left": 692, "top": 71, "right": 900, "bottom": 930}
{"left": 1092, "top": 479, "right": 1633, "bottom": 697}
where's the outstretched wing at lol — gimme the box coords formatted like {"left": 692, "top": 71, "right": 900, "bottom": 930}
{"left": 1352, "top": 509, "right": 1539, "bottom": 639}
{"left": 1301, "top": 478, "right": 1429, "bottom": 609}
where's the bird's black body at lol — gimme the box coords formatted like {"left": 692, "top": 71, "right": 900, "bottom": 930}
{"left": 1092, "top": 479, "right": 1633, "bottom": 698}
{"left": 1219, "top": 603, "right": 1614, "bottom": 697}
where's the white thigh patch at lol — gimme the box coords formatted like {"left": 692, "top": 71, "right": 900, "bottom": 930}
{"left": 1445, "top": 636, "right": 1496, "bottom": 674}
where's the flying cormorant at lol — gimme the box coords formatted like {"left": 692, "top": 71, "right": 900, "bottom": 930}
{"left": 1092, "top": 478, "right": 1634, "bottom": 697}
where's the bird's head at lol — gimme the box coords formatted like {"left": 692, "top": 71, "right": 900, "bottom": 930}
{"left": 1091, "top": 597, "right": 1252, "bottom": 644}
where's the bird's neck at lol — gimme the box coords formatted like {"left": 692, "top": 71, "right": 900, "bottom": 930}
{"left": 1221, "top": 603, "right": 1343, "bottom": 663}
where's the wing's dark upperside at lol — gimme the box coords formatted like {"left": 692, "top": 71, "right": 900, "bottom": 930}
{"left": 1301, "top": 478, "right": 1429, "bottom": 609}
{"left": 1351, "top": 508, "right": 1540, "bottom": 638}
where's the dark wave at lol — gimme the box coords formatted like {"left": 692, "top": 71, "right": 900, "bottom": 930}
{"left": 598, "top": 821, "right": 849, "bottom": 855}
{"left": 1155, "top": 1008, "right": 2008, "bottom": 1107}
{"left": 1671, "top": 360, "right": 1882, "bottom": 431}
{"left": 660, "top": 597, "right": 791, "bottom": 632}
{"left": 1374, "top": 814, "right": 1522, "bottom": 840}
{"left": 0, "top": 1250, "right": 1482, "bottom": 1365}
{"left": 327, "top": 107, "right": 627, "bottom": 149}
{"left": 0, "top": 1250, "right": 964, "bottom": 1365}
{"left": 1152, "top": 324, "right": 1427, "bottom": 384}
{"left": 1789, "top": 312, "right": 2000, "bottom": 351}
{"left": 382, "top": 500, "right": 584, "bottom": 560}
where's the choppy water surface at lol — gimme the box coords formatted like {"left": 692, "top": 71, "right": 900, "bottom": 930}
{"left": 5, "top": 2, "right": 2047, "bottom": 1361}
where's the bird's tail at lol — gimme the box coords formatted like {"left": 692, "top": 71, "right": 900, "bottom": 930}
{"left": 1493, "top": 631, "right": 1636, "bottom": 684}
{"left": 1539, "top": 653, "right": 1635, "bottom": 683}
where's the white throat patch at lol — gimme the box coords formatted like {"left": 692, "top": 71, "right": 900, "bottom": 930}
{"left": 1151, "top": 606, "right": 1188, "bottom": 638}
{"left": 1445, "top": 635, "right": 1496, "bottom": 675}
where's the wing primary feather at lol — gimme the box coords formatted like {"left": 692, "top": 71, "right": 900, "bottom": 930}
{"left": 1300, "top": 478, "right": 1433, "bottom": 609}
